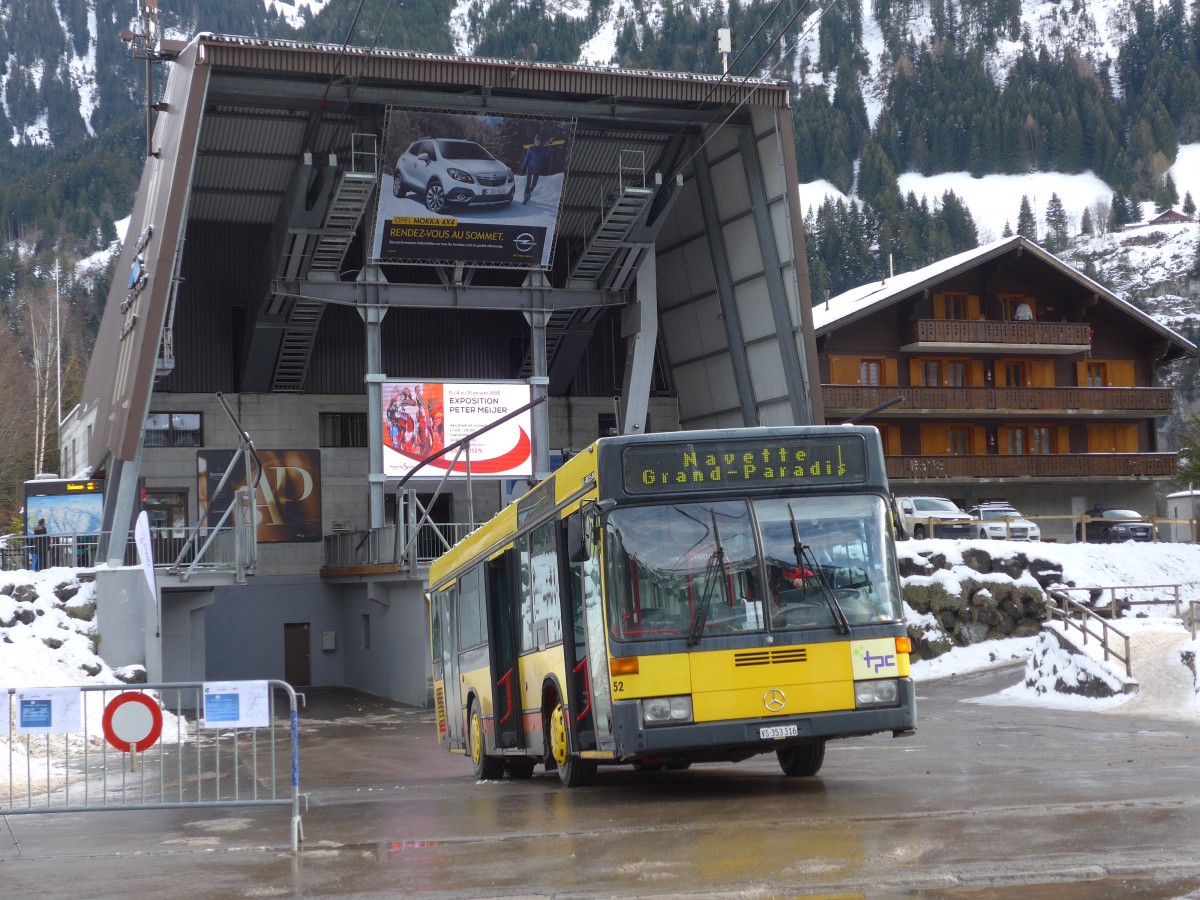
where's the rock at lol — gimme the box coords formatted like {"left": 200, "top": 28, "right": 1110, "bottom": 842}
{"left": 64, "top": 602, "right": 95, "bottom": 621}
{"left": 0, "top": 583, "right": 13, "bottom": 596}
{"left": 1028, "top": 558, "right": 1065, "bottom": 587}
{"left": 15, "top": 608, "right": 36, "bottom": 625}
{"left": 992, "top": 553, "right": 1028, "bottom": 579}
{"left": 961, "top": 547, "right": 993, "bottom": 574}
{"left": 80, "top": 662, "right": 103, "bottom": 677}
{"left": 0, "top": 612, "right": 15, "bottom": 628}
{"left": 12, "top": 584, "right": 39, "bottom": 603}
{"left": 54, "top": 582, "right": 81, "bottom": 602}
{"left": 115, "top": 666, "right": 147, "bottom": 685}
{"left": 42, "top": 637, "right": 64, "bottom": 650}
{"left": 954, "top": 620, "right": 991, "bottom": 645}
{"left": 898, "top": 556, "right": 936, "bottom": 577}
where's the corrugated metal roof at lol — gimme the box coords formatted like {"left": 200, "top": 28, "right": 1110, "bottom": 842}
{"left": 187, "top": 34, "right": 791, "bottom": 109}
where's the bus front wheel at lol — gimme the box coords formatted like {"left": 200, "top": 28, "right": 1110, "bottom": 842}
{"left": 777, "top": 739, "right": 826, "bottom": 777}
{"left": 470, "top": 699, "right": 504, "bottom": 780}
{"left": 549, "top": 700, "right": 597, "bottom": 787}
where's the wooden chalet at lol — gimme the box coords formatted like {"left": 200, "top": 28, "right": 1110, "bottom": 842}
{"left": 812, "top": 236, "right": 1197, "bottom": 538}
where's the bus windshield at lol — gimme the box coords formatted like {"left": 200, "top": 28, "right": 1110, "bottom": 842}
{"left": 605, "top": 494, "right": 901, "bottom": 641}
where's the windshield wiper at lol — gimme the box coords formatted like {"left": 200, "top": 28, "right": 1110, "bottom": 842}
{"left": 787, "top": 503, "right": 851, "bottom": 634}
{"left": 687, "top": 512, "right": 728, "bottom": 646}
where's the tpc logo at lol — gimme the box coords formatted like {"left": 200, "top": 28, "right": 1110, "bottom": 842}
{"left": 857, "top": 648, "right": 895, "bottom": 673}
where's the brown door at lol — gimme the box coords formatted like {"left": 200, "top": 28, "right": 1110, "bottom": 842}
{"left": 284, "top": 622, "right": 311, "bottom": 686}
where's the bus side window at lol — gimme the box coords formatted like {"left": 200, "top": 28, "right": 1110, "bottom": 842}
{"left": 431, "top": 595, "right": 442, "bottom": 659}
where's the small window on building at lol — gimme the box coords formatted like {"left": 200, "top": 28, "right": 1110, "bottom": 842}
{"left": 362, "top": 613, "right": 371, "bottom": 650}
{"left": 320, "top": 412, "right": 368, "bottom": 448}
{"left": 144, "top": 490, "right": 188, "bottom": 535}
{"left": 143, "top": 413, "right": 202, "bottom": 447}
{"left": 859, "top": 359, "right": 882, "bottom": 385}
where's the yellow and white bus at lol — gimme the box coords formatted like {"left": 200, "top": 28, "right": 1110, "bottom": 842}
{"left": 428, "top": 425, "right": 915, "bottom": 786}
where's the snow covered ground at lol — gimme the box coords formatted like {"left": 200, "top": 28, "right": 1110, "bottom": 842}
{"left": 2, "top": 540, "right": 1199, "bottom": 717}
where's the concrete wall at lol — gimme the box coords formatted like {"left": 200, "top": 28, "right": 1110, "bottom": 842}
{"left": 93, "top": 567, "right": 161, "bottom": 679}
{"left": 340, "top": 579, "right": 431, "bottom": 707}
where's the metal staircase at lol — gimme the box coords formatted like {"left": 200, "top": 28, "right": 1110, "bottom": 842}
{"left": 270, "top": 163, "right": 376, "bottom": 392}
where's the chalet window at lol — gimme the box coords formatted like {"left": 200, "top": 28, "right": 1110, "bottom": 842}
{"left": 1003, "top": 425, "right": 1066, "bottom": 454}
{"left": 320, "top": 412, "right": 368, "bottom": 448}
{"left": 1031, "top": 427, "right": 1052, "bottom": 455}
{"left": 1002, "top": 362, "right": 1028, "bottom": 387}
{"left": 949, "top": 427, "right": 971, "bottom": 455}
{"left": 946, "top": 362, "right": 966, "bottom": 386}
{"left": 920, "top": 361, "right": 939, "bottom": 386}
{"left": 144, "top": 413, "right": 202, "bottom": 448}
{"left": 1007, "top": 429, "right": 1026, "bottom": 454}
{"left": 944, "top": 295, "right": 967, "bottom": 319}
{"left": 1077, "top": 359, "right": 1135, "bottom": 388}
{"left": 859, "top": 359, "right": 882, "bottom": 385}
{"left": 1001, "top": 295, "right": 1036, "bottom": 321}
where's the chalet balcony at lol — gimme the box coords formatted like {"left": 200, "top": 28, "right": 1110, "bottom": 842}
{"left": 822, "top": 384, "right": 1174, "bottom": 418}
{"left": 886, "top": 453, "right": 1176, "bottom": 482}
{"left": 901, "top": 319, "right": 1092, "bottom": 353}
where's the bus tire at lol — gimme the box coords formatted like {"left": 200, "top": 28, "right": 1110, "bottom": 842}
{"left": 777, "top": 739, "right": 825, "bottom": 777}
{"left": 469, "top": 699, "right": 504, "bottom": 781}
{"left": 505, "top": 758, "right": 535, "bottom": 779}
{"left": 549, "top": 699, "right": 597, "bottom": 787}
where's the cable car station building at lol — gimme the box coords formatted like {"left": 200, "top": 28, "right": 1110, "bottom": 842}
{"left": 65, "top": 33, "right": 821, "bottom": 704}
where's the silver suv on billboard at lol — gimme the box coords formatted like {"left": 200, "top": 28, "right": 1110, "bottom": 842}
{"left": 392, "top": 138, "right": 516, "bottom": 212}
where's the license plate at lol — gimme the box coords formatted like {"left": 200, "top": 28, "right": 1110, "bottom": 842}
{"left": 759, "top": 724, "right": 798, "bottom": 740}
{"left": 482, "top": 187, "right": 507, "bottom": 195}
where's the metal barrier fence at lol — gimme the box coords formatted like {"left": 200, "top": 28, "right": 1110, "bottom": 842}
{"left": 2, "top": 680, "right": 303, "bottom": 852}
{"left": 0, "top": 527, "right": 241, "bottom": 573}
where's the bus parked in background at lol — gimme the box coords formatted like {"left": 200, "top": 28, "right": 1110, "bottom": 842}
{"left": 428, "top": 425, "right": 915, "bottom": 787}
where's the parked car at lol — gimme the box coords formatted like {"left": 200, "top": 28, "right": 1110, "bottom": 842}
{"left": 967, "top": 502, "right": 1041, "bottom": 541}
{"left": 392, "top": 138, "right": 516, "bottom": 212}
{"left": 1076, "top": 508, "right": 1155, "bottom": 543}
{"left": 893, "top": 495, "right": 977, "bottom": 539}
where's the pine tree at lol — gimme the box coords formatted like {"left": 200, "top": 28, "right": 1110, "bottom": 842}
{"left": 1080, "top": 208, "right": 1094, "bottom": 237}
{"left": 1002, "top": 220, "right": 1013, "bottom": 238}
{"left": 1045, "top": 193, "right": 1069, "bottom": 251}
{"left": 1016, "top": 195, "right": 1037, "bottom": 240}
{"left": 1185, "top": 192, "right": 1197, "bottom": 219}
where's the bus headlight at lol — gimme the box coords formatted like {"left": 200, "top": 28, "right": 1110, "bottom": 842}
{"left": 642, "top": 696, "right": 693, "bottom": 726}
{"left": 855, "top": 679, "right": 899, "bottom": 708}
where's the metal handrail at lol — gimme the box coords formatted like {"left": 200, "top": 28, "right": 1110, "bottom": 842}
{"left": 1047, "top": 590, "right": 1132, "bottom": 677}
{"left": 1051, "top": 583, "right": 1181, "bottom": 618}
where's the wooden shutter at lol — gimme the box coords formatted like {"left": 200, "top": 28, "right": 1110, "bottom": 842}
{"left": 1056, "top": 425, "right": 1070, "bottom": 454}
{"left": 973, "top": 426, "right": 987, "bottom": 454}
{"left": 970, "top": 359, "right": 985, "bottom": 387}
{"left": 1110, "top": 360, "right": 1136, "bottom": 387}
{"left": 920, "top": 425, "right": 949, "bottom": 455}
{"left": 1116, "top": 424, "right": 1138, "bottom": 452}
{"left": 882, "top": 424, "right": 901, "bottom": 455}
{"left": 909, "top": 359, "right": 924, "bottom": 386}
{"left": 884, "top": 358, "right": 899, "bottom": 386}
{"left": 933, "top": 294, "right": 946, "bottom": 319}
{"left": 1075, "top": 362, "right": 1089, "bottom": 386}
{"left": 1031, "top": 360, "right": 1055, "bottom": 387}
{"left": 967, "top": 294, "right": 982, "bottom": 319}
{"left": 829, "top": 356, "right": 856, "bottom": 384}
{"left": 1087, "top": 424, "right": 1115, "bottom": 452}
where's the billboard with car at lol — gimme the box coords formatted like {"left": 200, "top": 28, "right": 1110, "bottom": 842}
{"left": 382, "top": 380, "right": 533, "bottom": 479}
{"left": 371, "top": 107, "right": 574, "bottom": 269}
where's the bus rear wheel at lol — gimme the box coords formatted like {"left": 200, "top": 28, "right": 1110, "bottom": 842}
{"left": 470, "top": 699, "right": 504, "bottom": 780}
{"left": 777, "top": 739, "right": 826, "bottom": 777}
{"left": 549, "top": 700, "right": 597, "bottom": 787}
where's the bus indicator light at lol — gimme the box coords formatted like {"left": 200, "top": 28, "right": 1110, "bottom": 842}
{"left": 895, "top": 636, "right": 912, "bottom": 654}
{"left": 609, "top": 657, "right": 639, "bottom": 676}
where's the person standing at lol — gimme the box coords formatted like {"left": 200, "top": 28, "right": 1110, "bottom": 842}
{"left": 521, "top": 133, "right": 553, "bottom": 205}
{"left": 32, "top": 518, "right": 48, "bottom": 571}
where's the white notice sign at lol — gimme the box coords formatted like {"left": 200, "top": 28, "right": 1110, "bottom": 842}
{"left": 14, "top": 687, "right": 83, "bottom": 734}
{"left": 202, "top": 681, "right": 270, "bottom": 729}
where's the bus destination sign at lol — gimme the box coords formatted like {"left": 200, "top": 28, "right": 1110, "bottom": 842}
{"left": 622, "top": 434, "right": 869, "bottom": 495}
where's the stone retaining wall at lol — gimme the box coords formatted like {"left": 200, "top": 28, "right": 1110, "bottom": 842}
{"left": 901, "top": 547, "right": 1064, "bottom": 660}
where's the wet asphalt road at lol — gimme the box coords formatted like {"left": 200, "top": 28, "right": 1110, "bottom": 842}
{"left": 3, "top": 665, "right": 1200, "bottom": 899}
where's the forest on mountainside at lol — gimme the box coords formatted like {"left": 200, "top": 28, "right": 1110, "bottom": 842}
{"left": 1, "top": 0, "right": 1199, "bottom": 520}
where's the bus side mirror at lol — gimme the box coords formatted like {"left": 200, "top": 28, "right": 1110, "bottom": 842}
{"left": 567, "top": 512, "right": 590, "bottom": 562}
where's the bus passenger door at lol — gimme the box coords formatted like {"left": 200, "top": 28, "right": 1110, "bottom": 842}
{"left": 441, "top": 585, "right": 465, "bottom": 750}
{"left": 486, "top": 551, "right": 524, "bottom": 749}
{"left": 578, "top": 548, "right": 614, "bottom": 751}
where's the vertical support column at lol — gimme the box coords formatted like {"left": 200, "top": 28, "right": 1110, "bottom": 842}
{"left": 737, "top": 126, "right": 813, "bottom": 425}
{"left": 525, "top": 308, "right": 551, "bottom": 480}
{"left": 619, "top": 247, "right": 658, "bottom": 435}
{"left": 359, "top": 303, "right": 388, "bottom": 530}
{"left": 694, "top": 144, "right": 758, "bottom": 426}
{"left": 102, "top": 443, "right": 145, "bottom": 567}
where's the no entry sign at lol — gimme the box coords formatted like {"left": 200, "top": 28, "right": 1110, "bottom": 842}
{"left": 102, "top": 692, "right": 163, "bottom": 753}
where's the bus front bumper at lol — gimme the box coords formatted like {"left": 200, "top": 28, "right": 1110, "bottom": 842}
{"left": 610, "top": 679, "right": 916, "bottom": 760}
